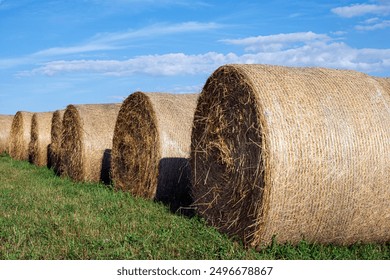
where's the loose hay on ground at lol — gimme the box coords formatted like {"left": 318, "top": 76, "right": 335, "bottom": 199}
{"left": 60, "top": 103, "right": 121, "bottom": 183}
{"left": 191, "top": 64, "right": 390, "bottom": 248}
{"left": 9, "top": 111, "right": 34, "bottom": 161}
{"left": 111, "top": 92, "right": 198, "bottom": 210}
{"left": 0, "top": 115, "right": 14, "bottom": 154}
{"left": 28, "top": 112, "right": 53, "bottom": 166}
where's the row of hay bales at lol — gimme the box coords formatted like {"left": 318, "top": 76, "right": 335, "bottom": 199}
{"left": 1, "top": 64, "right": 389, "bottom": 249}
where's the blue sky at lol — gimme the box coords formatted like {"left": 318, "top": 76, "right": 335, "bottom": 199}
{"left": 1, "top": 0, "right": 390, "bottom": 114}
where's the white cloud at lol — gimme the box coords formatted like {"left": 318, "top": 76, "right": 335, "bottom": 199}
{"left": 90, "top": 21, "right": 221, "bottom": 43}
{"left": 86, "top": 0, "right": 211, "bottom": 7}
{"left": 20, "top": 32, "right": 390, "bottom": 77}
{"left": 222, "top": 32, "right": 331, "bottom": 52}
{"left": 355, "top": 19, "right": 390, "bottom": 30}
{"left": 31, "top": 21, "right": 221, "bottom": 57}
{"left": 171, "top": 84, "right": 203, "bottom": 93}
{"left": 363, "top": 17, "right": 381, "bottom": 24}
{"left": 332, "top": 3, "right": 390, "bottom": 18}
{"left": 0, "top": 56, "right": 36, "bottom": 69}
{"left": 20, "top": 52, "right": 236, "bottom": 76}
{"left": 33, "top": 44, "right": 122, "bottom": 57}
{"left": 331, "top": 30, "right": 347, "bottom": 36}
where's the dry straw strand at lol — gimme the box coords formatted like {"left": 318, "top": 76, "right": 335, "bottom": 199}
{"left": 9, "top": 111, "right": 34, "bottom": 160}
{"left": 0, "top": 115, "right": 14, "bottom": 154}
{"left": 60, "top": 103, "right": 121, "bottom": 183}
{"left": 48, "top": 109, "right": 65, "bottom": 174}
{"left": 191, "top": 64, "right": 390, "bottom": 248}
{"left": 28, "top": 112, "right": 53, "bottom": 166}
{"left": 111, "top": 92, "right": 198, "bottom": 210}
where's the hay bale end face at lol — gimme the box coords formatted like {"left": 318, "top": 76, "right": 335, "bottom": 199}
{"left": 28, "top": 112, "right": 53, "bottom": 166}
{"left": 111, "top": 92, "right": 198, "bottom": 210}
{"left": 60, "top": 103, "right": 121, "bottom": 183}
{"left": 9, "top": 111, "right": 34, "bottom": 160}
{"left": 48, "top": 109, "right": 64, "bottom": 173}
{"left": 191, "top": 64, "right": 390, "bottom": 248}
{"left": 0, "top": 115, "right": 14, "bottom": 154}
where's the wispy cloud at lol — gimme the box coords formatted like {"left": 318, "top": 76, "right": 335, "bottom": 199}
{"left": 332, "top": 3, "right": 390, "bottom": 18}
{"left": 0, "top": 21, "right": 223, "bottom": 68}
{"left": 36, "top": 21, "right": 221, "bottom": 57}
{"left": 90, "top": 21, "right": 221, "bottom": 43}
{"left": 0, "top": 56, "right": 36, "bottom": 69}
{"left": 19, "top": 52, "right": 233, "bottom": 76}
{"left": 355, "top": 18, "right": 390, "bottom": 30}
{"left": 20, "top": 32, "right": 390, "bottom": 77}
{"left": 33, "top": 44, "right": 122, "bottom": 57}
{"left": 86, "top": 0, "right": 211, "bottom": 7}
{"left": 222, "top": 32, "right": 331, "bottom": 52}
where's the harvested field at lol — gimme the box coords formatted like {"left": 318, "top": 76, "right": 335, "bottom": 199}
{"left": 191, "top": 64, "right": 390, "bottom": 248}
{"left": 8, "top": 111, "right": 34, "bottom": 161}
{"left": 111, "top": 92, "right": 198, "bottom": 210}
{"left": 60, "top": 103, "right": 121, "bottom": 183}
{"left": 28, "top": 112, "right": 53, "bottom": 166}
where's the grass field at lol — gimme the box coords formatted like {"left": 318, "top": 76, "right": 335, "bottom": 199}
{"left": 0, "top": 153, "right": 389, "bottom": 260}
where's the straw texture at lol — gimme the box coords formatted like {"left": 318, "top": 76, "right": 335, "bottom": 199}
{"left": 0, "top": 115, "right": 14, "bottom": 153}
{"left": 375, "top": 77, "right": 390, "bottom": 95}
{"left": 48, "top": 110, "right": 64, "bottom": 173}
{"left": 191, "top": 64, "right": 390, "bottom": 248}
{"left": 28, "top": 112, "right": 53, "bottom": 166}
{"left": 60, "top": 103, "right": 121, "bottom": 183}
{"left": 9, "top": 111, "right": 34, "bottom": 160}
{"left": 111, "top": 92, "right": 198, "bottom": 210}
{"left": 0, "top": 115, "right": 14, "bottom": 154}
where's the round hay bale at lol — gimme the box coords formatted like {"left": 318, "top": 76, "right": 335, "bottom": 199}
{"left": 9, "top": 111, "right": 34, "bottom": 161}
{"left": 48, "top": 109, "right": 65, "bottom": 174}
{"left": 111, "top": 92, "right": 198, "bottom": 210}
{"left": 0, "top": 115, "right": 14, "bottom": 154}
{"left": 374, "top": 77, "right": 390, "bottom": 95}
{"left": 60, "top": 103, "right": 121, "bottom": 183}
{"left": 191, "top": 64, "right": 390, "bottom": 248}
{"left": 28, "top": 112, "right": 53, "bottom": 166}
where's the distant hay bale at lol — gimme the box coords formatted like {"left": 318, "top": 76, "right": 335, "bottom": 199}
{"left": 9, "top": 111, "right": 34, "bottom": 160}
{"left": 60, "top": 103, "right": 121, "bottom": 183}
{"left": 48, "top": 110, "right": 64, "bottom": 174}
{"left": 191, "top": 64, "right": 390, "bottom": 248}
{"left": 111, "top": 92, "right": 198, "bottom": 210}
{"left": 0, "top": 115, "right": 14, "bottom": 154}
{"left": 28, "top": 112, "right": 53, "bottom": 166}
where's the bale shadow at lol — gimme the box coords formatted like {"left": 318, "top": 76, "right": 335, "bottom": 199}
{"left": 155, "top": 157, "right": 195, "bottom": 217}
{"left": 47, "top": 144, "right": 62, "bottom": 175}
{"left": 47, "top": 144, "right": 53, "bottom": 169}
{"left": 100, "top": 149, "right": 112, "bottom": 185}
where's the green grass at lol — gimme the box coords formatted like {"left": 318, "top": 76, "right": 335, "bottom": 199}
{"left": 0, "top": 153, "right": 389, "bottom": 260}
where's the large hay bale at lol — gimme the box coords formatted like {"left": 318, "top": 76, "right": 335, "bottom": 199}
{"left": 374, "top": 77, "right": 390, "bottom": 95}
{"left": 191, "top": 64, "right": 390, "bottom": 248}
{"left": 9, "top": 111, "right": 34, "bottom": 160}
{"left": 0, "top": 115, "right": 14, "bottom": 154}
{"left": 48, "top": 109, "right": 64, "bottom": 174}
{"left": 111, "top": 92, "right": 198, "bottom": 210}
{"left": 60, "top": 103, "right": 121, "bottom": 183}
{"left": 28, "top": 112, "right": 53, "bottom": 166}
